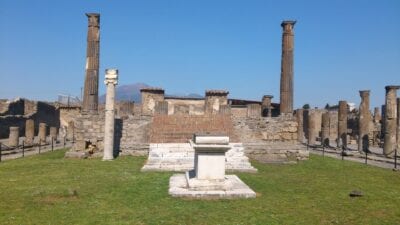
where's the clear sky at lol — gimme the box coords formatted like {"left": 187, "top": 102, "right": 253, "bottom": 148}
{"left": 0, "top": 0, "right": 399, "bottom": 109}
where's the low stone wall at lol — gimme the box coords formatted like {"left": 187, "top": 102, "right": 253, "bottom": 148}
{"left": 72, "top": 113, "right": 152, "bottom": 156}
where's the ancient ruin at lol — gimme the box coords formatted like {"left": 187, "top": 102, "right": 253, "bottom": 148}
{"left": 280, "top": 21, "right": 296, "bottom": 115}
{"left": 383, "top": 86, "right": 400, "bottom": 156}
{"left": 82, "top": 13, "right": 100, "bottom": 114}
{"left": 337, "top": 100, "right": 348, "bottom": 148}
{"left": 358, "top": 90, "right": 371, "bottom": 152}
{"left": 103, "top": 69, "right": 118, "bottom": 161}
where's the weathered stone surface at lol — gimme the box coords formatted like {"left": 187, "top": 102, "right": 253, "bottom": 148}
{"left": 38, "top": 123, "right": 47, "bottom": 144}
{"left": 25, "top": 119, "right": 34, "bottom": 145}
{"left": 205, "top": 90, "right": 229, "bottom": 114}
{"left": 82, "top": 13, "right": 100, "bottom": 114}
{"left": 358, "top": 90, "right": 371, "bottom": 152}
{"left": 8, "top": 126, "right": 19, "bottom": 147}
{"left": 65, "top": 151, "right": 89, "bottom": 159}
{"left": 296, "top": 109, "right": 304, "bottom": 142}
{"left": 247, "top": 104, "right": 261, "bottom": 118}
{"left": 140, "top": 88, "right": 165, "bottom": 115}
{"left": 169, "top": 174, "right": 256, "bottom": 199}
{"left": 261, "top": 95, "right": 273, "bottom": 117}
{"left": 337, "top": 101, "right": 348, "bottom": 148}
{"left": 155, "top": 101, "right": 168, "bottom": 115}
{"left": 49, "top": 126, "right": 57, "bottom": 140}
{"left": 280, "top": 20, "right": 296, "bottom": 115}
{"left": 103, "top": 69, "right": 118, "bottom": 161}
{"left": 383, "top": 86, "right": 399, "bottom": 156}
{"left": 308, "top": 111, "right": 318, "bottom": 145}
{"left": 321, "top": 112, "right": 330, "bottom": 146}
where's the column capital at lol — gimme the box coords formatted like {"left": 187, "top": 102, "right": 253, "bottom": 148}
{"left": 385, "top": 85, "right": 400, "bottom": 91}
{"left": 104, "top": 69, "right": 118, "bottom": 85}
{"left": 86, "top": 13, "right": 100, "bottom": 27}
{"left": 359, "top": 90, "right": 370, "bottom": 97}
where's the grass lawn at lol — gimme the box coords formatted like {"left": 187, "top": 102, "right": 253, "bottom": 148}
{"left": 0, "top": 150, "right": 399, "bottom": 225}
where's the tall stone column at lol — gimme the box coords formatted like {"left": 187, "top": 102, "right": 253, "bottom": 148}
{"left": 321, "top": 112, "right": 330, "bottom": 146}
{"left": 8, "top": 127, "right": 19, "bottom": 147}
{"left": 337, "top": 101, "right": 348, "bottom": 148}
{"left": 262, "top": 95, "right": 273, "bottom": 117}
{"left": 358, "top": 90, "right": 371, "bottom": 152}
{"left": 38, "top": 123, "right": 47, "bottom": 144}
{"left": 383, "top": 86, "right": 400, "bottom": 156}
{"left": 25, "top": 119, "right": 34, "bottom": 145}
{"left": 103, "top": 69, "right": 118, "bottom": 161}
{"left": 82, "top": 13, "right": 100, "bottom": 114}
{"left": 296, "top": 109, "right": 304, "bottom": 142}
{"left": 280, "top": 20, "right": 296, "bottom": 115}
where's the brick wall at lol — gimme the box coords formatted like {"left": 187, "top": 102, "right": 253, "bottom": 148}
{"left": 150, "top": 114, "right": 239, "bottom": 143}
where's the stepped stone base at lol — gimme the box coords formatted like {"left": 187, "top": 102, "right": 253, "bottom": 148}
{"left": 169, "top": 174, "right": 256, "bottom": 199}
{"left": 141, "top": 143, "right": 257, "bottom": 172}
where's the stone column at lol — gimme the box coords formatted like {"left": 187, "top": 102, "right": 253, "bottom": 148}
{"left": 82, "top": 13, "right": 100, "bottom": 114}
{"left": 383, "top": 86, "right": 400, "bottom": 156}
{"left": 321, "top": 112, "right": 330, "bottom": 146}
{"left": 38, "top": 123, "right": 47, "bottom": 144}
{"left": 296, "top": 109, "right": 304, "bottom": 142}
{"left": 280, "top": 20, "right": 296, "bottom": 115}
{"left": 358, "top": 90, "right": 371, "bottom": 152}
{"left": 8, "top": 127, "right": 19, "bottom": 147}
{"left": 50, "top": 127, "right": 58, "bottom": 140}
{"left": 25, "top": 119, "right": 34, "bottom": 145}
{"left": 308, "top": 112, "right": 317, "bottom": 145}
{"left": 373, "top": 107, "right": 381, "bottom": 123}
{"left": 262, "top": 95, "right": 273, "bottom": 117}
{"left": 103, "top": 69, "right": 118, "bottom": 161}
{"left": 337, "top": 101, "right": 348, "bottom": 148}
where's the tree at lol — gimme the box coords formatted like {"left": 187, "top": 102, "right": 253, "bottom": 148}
{"left": 325, "top": 103, "right": 330, "bottom": 110}
{"left": 302, "top": 104, "right": 310, "bottom": 109}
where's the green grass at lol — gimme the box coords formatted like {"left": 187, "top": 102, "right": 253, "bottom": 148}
{"left": 1, "top": 150, "right": 400, "bottom": 225}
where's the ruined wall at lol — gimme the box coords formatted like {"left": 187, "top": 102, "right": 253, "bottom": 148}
{"left": 232, "top": 116, "right": 308, "bottom": 163}
{"left": 72, "top": 113, "right": 152, "bottom": 156}
{"left": 165, "top": 98, "right": 205, "bottom": 115}
{"left": 0, "top": 98, "right": 25, "bottom": 116}
{"left": 0, "top": 100, "right": 59, "bottom": 138}
{"left": 231, "top": 106, "right": 247, "bottom": 118}
{"left": 59, "top": 107, "right": 81, "bottom": 128}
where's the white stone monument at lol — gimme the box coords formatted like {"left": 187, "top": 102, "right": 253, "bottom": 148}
{"left": 103, "top": 69, "right": 118, "bottom": 161}
{"left": 169, "top": 134, "right": 256, "bottom": 199}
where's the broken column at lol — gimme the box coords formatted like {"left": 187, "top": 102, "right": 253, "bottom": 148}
{"left": 205, "top": 90, "right": 229, "bottom": 114}
{"left": 321, "top": 112, "right": 330, "bottom": 146}
{"left": 25, "top": 119, "right": 34, "bottom": 145}
{"left": 103, "top": 69, "right": 118, "bottom": 161}
{"left": 67, "top": 121, "right": 75, "bottom": 141}
{"left": 140, "top": 88, "right": 165, "bottom": 115}
{"left": 38, "top": 123, "right": 47, "bottom": 144}
{"left": 383, "top": 86, "right": 400, "bottom": 156}
{"left": 296, "top": 109, "right": 304, "bottom": 142}
{"left": 82, "top": 13, "right": 100, "bottom": 114}
{"left": 358, "top": 90, "right": 371, "bottom": 152}
{"left": 280, "top": 20, "right": 296, "bottom": 115}
{"left": 261, "top": 95, "right": 273, "bottom": 117}
{"left": 373, "top": 107, "right": 381, "bottom": 123}
{"left": 50, "top": 127, "right": 58, "bottom": 140}
{"left": 337, "top": 101, "right": 348, "bottom": 148}
{"left": 8, "top": 127, "right": 19, "bottom": 147}
{"left": 308, "top": 111, "right": 317, "bottom": 145}
{"left": 397, "top": 98, "right": 400, "bottom": 153}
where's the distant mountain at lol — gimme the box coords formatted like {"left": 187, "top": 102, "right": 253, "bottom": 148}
{"left": 99, "top": 83, "right": 150, "bottom": 103}
{"left": 99, "top": 83, "right": 203, "bottom": 103}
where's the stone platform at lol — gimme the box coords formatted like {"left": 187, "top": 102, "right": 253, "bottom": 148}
{"left": 141, "top": 143, "right": 257, "bottom": 172}
{"left": 169, "top": 174, "right": 256, "bottom": 199}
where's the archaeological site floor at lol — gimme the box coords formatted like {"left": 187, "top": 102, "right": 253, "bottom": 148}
{"left": 1, "top": 149, "right": 399, "bottom": 224}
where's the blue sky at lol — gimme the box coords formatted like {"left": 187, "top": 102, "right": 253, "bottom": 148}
{"left": 0, "top": 0, "right": 399, "bottom": 109}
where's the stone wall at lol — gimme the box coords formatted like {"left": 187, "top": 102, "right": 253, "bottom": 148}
{"left": 72, "top": 113, "right": 152, "bottom": 156}
{"left": 59, "top": 106, "right": 81, "bottom": 128}
{"left": 0, "top": 99, "right": 59, "bottom": 138}
{"left": 165, "top": 98, "right": 205, "bottom": 115}
{"left": 232, "top": 115, "right": 309, "bottom": 163}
